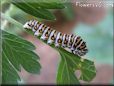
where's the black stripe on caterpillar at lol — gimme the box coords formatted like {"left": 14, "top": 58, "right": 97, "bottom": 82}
{"left": 23, "top": 19, "right": 88, "bottom": 56}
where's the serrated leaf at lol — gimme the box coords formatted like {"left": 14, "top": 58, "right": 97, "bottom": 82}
{"left": 2, "top": 31, "right": 35, "bottom": 50}
{"left": 79, "top": 59, "right": 96, "bottom": 82}
{"left": 25, "top": 28, "right": 96, "bottom": 84}
{"left": 57, "top": 48, "right": 96, "bottom": 84}
{"left": 2, "top": 52, "right": 20, "bottom": 84}
{"left": 2, "top": 30, "right": 41, "bottom": 84}
{"left": 58, "top": 48, "right": 81, "bottom": 70}
{"left": 57, "top": 50, "right": 80, "bottom": 84}
{"left": 12, "top": 0, "right": 56, "bottom": 20}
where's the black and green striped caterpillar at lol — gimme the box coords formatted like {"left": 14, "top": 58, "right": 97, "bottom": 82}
{"left": 23, "top": 19, "right": 88, "bottom": 56}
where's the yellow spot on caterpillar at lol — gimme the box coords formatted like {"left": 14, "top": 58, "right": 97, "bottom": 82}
{"left": 51, "top": 36, "right": 55, "bottom": 40}
{"left": 34, "top": 26, "right": 37, "bottom": 30}
{"left": 39, "top": 29, "right": 42, "bottom": 33}
{"left": 58, "top": 39, "right": 62, "bottom": 43}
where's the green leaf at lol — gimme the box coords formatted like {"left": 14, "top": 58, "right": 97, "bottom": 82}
{"left": 57, "top": 48, "right": 96, "bottom": 84}
{"left": 58, "top": 48, "right": 96, "bottom": 83}
{"left": 57, "top": 49, "right": 80, "bottom": 84}
{"left": 25, "top": 29, "right": 96, "bottom": 84}
{"left": 79, "top": 59, "right": 96, "bottom": 82}
{"left": 13, "top": 0, "right": 65, "bottom": 9}
{"left": 32, "top": 2, "right": 65, "bottom": 9}
{"left": 1, "top": 13, "right": 23, "bottom": 30}
{"left": 12, "top": 0, "right": 65, "bottom": 8}
{"left": 2, "top": 52, "right": 20, "bottom": 84}
{"left": 11, "top": 0, "right": 56, "bottom": 20}
{"left": 2, "top": 30, "right": 41, "bottom": 84}
{"left": 58, "top": 48, "right": 81, "bottom": 70}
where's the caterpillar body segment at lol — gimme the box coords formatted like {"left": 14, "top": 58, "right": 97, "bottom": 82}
{"left": 23, "top": 19, "right": 88, "bottom": 56}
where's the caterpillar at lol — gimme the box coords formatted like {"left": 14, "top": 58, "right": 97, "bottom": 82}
{"left": 23, "top": 19, "right": 88, "bottom": 56}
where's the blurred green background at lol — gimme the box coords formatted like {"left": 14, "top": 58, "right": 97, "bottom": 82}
{"left": 74, "top": 9, "right": 113, "bottom": 65}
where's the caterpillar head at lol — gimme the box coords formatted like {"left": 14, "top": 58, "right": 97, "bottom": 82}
{"left": 75, "top": 44, "right": 88, "bottom": 56}
{"left": 23, "top": 21, "right": 32, "bottom": 29}
{"left": 75, "top": 48, "right": 88, "bottom": 56}
{"left": 23, "top": 19, "right": 37, "bottom": 30}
